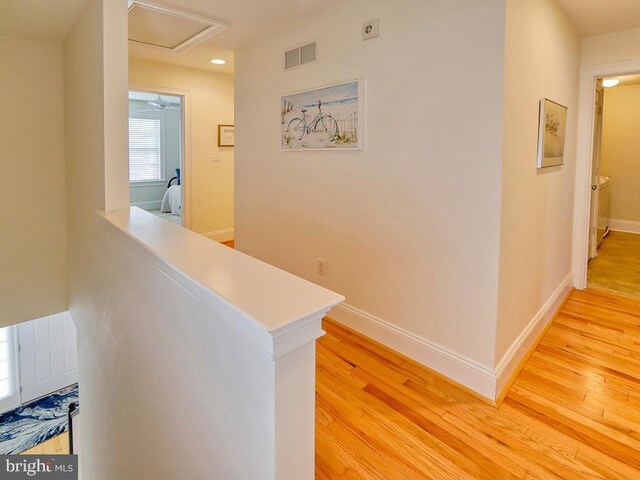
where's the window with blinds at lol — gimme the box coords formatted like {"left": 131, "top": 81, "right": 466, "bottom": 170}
{"left": 129, "top": 116, "right": 162, "bottom": 182}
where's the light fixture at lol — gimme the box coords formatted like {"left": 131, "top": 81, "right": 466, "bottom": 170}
{"left": 147, "top": 95, "right": 178, "bottom": 112}
{"left": 210, "top": 59, "right": 226, "bottom": 65}
{"left": 603, "top": 78, "right": 620, "bottom": 88}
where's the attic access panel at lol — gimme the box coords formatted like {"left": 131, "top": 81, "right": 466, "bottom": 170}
{"left": 128, "top": 1, "right": 227, "bottom": 53}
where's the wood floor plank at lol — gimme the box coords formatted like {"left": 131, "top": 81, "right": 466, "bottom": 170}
{"left": 316, "top": 289, "right": 640, "bottom": 479}
{"left": 21, "top": 433, "right": 69, "bottom": 455}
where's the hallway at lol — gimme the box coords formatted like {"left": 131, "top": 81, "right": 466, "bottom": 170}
{"left": 588, "top": 231, "right": 640, "bottom": 299}
{"left": 316, "top": 289, "right": 640, "bottom": 479}
{"left": 22, "top": 288, "right": 640, "bottom": 478}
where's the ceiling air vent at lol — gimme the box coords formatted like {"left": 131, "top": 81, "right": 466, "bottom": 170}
{"left": 284, "top": 41, "right": 318, "bottom": 71}
{"left": 128, "top": 1, "right": 228, "bottom": 53}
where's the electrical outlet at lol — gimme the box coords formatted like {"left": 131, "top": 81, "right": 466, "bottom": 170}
{"left": 211, "top": 152, "right": 221, "bottom": 162}
{"left": 363, "top": 19, "right": 380, "bottom": 40}
{"left": 317, "top": 258, "right": 328, "bottom": 276}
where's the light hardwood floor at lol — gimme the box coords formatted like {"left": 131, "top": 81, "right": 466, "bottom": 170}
{"left": 316, "top": 288, "right": 640, "bottom": 479}
{"left": 588, "top": 231, "right": 640, "bottom": 299}
{"left": 21, "top": 433, "right": 69, "bottom": 455}
{"left": 22, "top": 289, "right": 640, "bottom": 479}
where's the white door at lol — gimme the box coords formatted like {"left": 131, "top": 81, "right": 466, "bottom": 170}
{"left": 18, "top": 312, "right": 78, "bottom": 403}
{"left": 588, "top": 80, "right": 605, "bottom": 259}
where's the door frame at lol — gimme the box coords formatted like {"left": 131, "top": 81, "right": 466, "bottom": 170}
{"left": 587, "top": 80, "right": 604, "bottom": 260}
{"left": 572, "top": 60, "right": 640, "bottom": 289}
{"left": 572, "top": 60, "right": 640, "bottom": 290}
{"left": 128, "top": 82, "right": 193, "bottom": 230}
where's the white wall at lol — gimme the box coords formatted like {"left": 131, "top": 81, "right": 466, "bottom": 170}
{"left": 83, "top": 207, "right": 338, "bottom": 479}
{"left": 600, "top": 84, "right": 640, "bottom": 225}
{"left": 129, "top": 58, "right": 234, "bottom": 237}
{"left": 65, "top": 3, "right": 338, "bottom": 476}
{"left": 235, "top": 0, "right": 506, "bottom": 371}
{"left": 582, "top": 27, "right": 640, "bottom": 67}
{"left": 0, "top": 35, "right": 67, "bottom": 327}
{"left": 495, "top": 0, "right": 581, "bottom": 370}
{"left": 64, "top": 0, "right": 129, "bottom": 477}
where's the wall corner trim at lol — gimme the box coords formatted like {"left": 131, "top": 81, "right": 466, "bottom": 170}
{"left": 494, "top": 272, "right": 573, "bottom": 399}
{"left": 328, "top": 302, "right": 497, "bottom": 401}
{"left": 328, "top": 271, "right": 573, "bottom": 402}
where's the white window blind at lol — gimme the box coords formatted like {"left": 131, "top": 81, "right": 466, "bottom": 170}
{"left": 129, "top": 116, "right": 162, "bottom": 182}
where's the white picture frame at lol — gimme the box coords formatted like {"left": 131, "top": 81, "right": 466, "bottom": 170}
{"left": 537, "top": 98, "right": 568, "bottom": 168}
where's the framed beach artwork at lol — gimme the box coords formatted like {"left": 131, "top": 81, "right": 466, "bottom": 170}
{"left": 537, "top": 98, "right": 568, "bottom": 168}
{"left": 281, "top": 79, "right": 364, "bottom": 150}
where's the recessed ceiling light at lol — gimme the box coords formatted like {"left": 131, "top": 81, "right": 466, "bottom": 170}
{"left": 603, "top": 78, "right": 620, "bottom": 87}
{"left": 210, "top": 59, "right": 226, "bottom": 65}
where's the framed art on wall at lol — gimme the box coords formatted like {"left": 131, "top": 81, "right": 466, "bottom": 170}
{"left": 537, "top": 98, "right": 567, "bottom": 168}
{"left": 218, "top": 124, "right": 234, "bottom": 147}
{"left": 280, "top": 79, "right": 364, "bottom": 150}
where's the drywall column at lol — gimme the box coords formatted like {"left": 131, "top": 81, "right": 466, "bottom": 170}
{"left": 495, "top": 0, "right": 580, "bottom": 394}
{"left": 85, "top": 207, "right": 342, "bottom": 479}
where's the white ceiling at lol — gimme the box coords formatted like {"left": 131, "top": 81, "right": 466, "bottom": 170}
{"left": 128, "top": 0, "right": 344, "bottom": 74}
{"left": 556, "top": 0, "right": 640, "bottom": 37}
{"left": 8, "top": 0, "right": 640, "bottom": 74}
{"left": 0, "top": 0, "right": 89, "bottom": 43}
{"left": 0, "top": 0, "right": 343, "bottom": 75}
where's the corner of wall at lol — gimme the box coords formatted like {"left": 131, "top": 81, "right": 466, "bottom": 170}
{"left": 496, "top": 0, "right": 581, "bottom": 371}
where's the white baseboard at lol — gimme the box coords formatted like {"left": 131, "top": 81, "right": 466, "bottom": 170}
{"left": 494, "top": 272, "right": 573, "bottom": 397}
{"left": 202, "top": 228, "right": 234, "bottom": 242}
{"left": 131, "top": 200, "right": 161, "bottom": 211}
{"left": 328, "top": 303, "right": 497, "bottom": 400}
{"left": 328, "top": 272, "right": 573, "bottom": 402}
{"left": 608, "top": 219, "right": 640, "bottom": 234}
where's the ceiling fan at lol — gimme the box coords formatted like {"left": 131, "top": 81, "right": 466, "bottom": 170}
{"left": 130, "top": 95, "right": 180, "bottom": 112}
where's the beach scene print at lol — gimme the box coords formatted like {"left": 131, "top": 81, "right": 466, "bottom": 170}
{"left": 281, "top": 81, "right": 361, "bottom": 150}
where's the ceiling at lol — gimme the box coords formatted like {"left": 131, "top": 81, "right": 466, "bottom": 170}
{"left": 0, "top": 0, "right": 343, "bottom": 75}
{"left": 605, "top": 73, "right": 640, "bottom": 86}
{"left": 556, "top": 0, "right": 640, "bottom": 37}
{"left": 8, "top": 0, "right": 640, "bottom": 75}
{"left": 128, "top": 0, "right": 344, "bottom": 74}
{"left": 0, "top": 0, "right": 89, "bottom": 43}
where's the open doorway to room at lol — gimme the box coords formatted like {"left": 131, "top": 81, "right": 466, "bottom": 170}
{"left": 127, "top": 1, "right": 235, "bottom": 247}
{"left": 128, "top": 88, "right": 187, "bottom": 227}
{"left": 586, "top": 73, "right": 640, "bottom": 298}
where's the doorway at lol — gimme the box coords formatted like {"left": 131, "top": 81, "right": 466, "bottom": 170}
{"left": 128, "top": 84, "right": 191, "bottom": 229}
{"left": 0, "top": 314, "right": 78, "bottom": 414}
{"left": 579, "top": 71, "right": 640, "bottom": 298}
{"left": 0, "top": 314, "right": 79, "bottom": 454}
